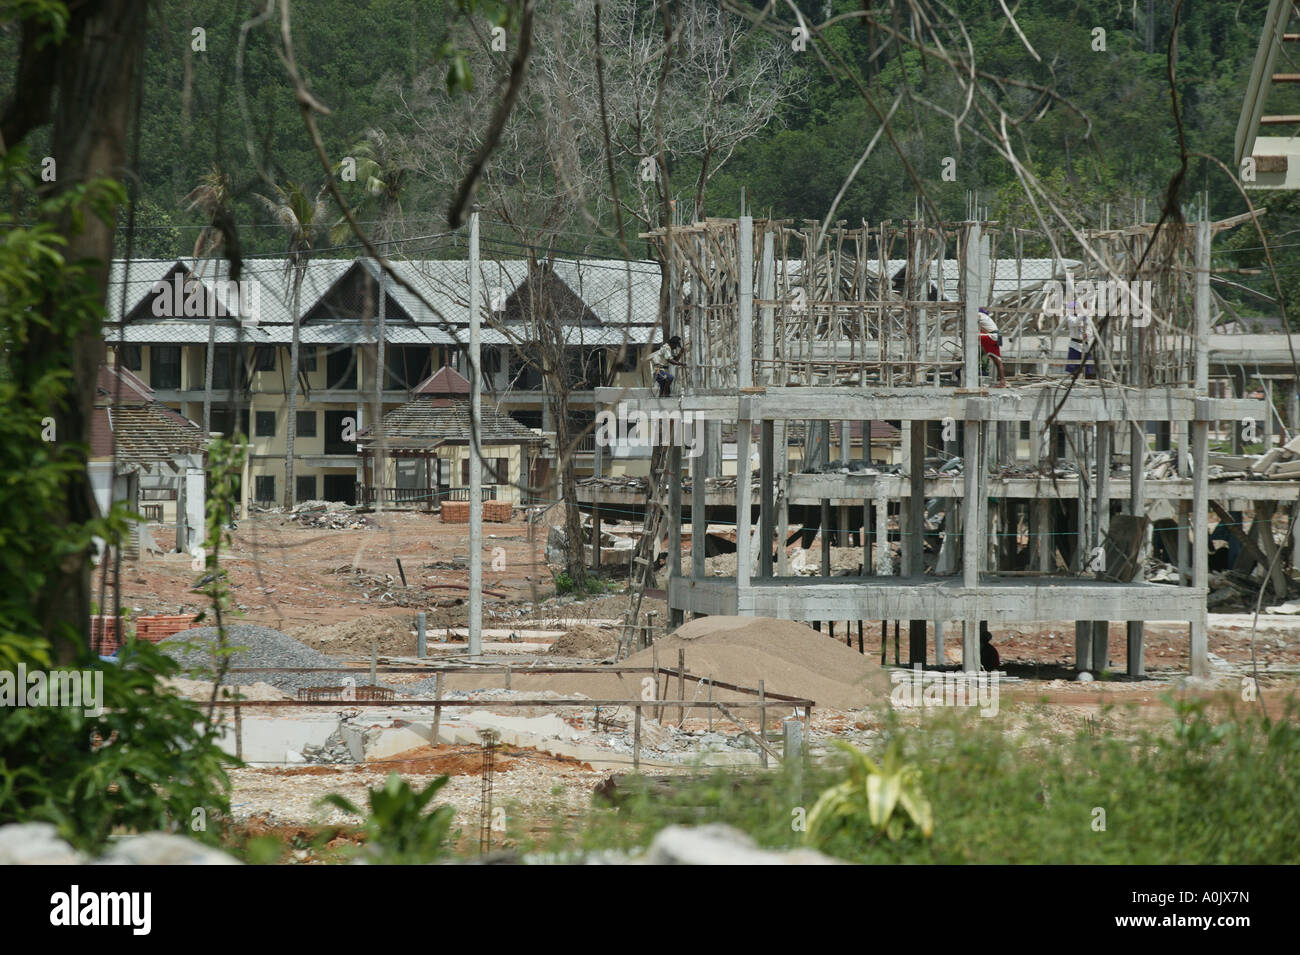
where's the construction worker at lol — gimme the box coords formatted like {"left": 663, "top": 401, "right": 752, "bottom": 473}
{"left": 978, "top": 307, "right": 1007, "bottom": 387}
{"left": 650, "top": 334, "right": 684, "bottom": 397}
{"left": 1064, "top": 301, "right": 1097, "bottom": 379}
{"left": 979, "top": 621, "right": 1001, "bottom": 671}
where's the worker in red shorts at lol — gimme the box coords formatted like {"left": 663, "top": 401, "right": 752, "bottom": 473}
{"left": 978, "top": 306, "right": 1007, "bottom": 387}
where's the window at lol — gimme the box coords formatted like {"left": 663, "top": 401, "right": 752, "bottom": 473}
{"left": 462, "top": 457, "right": 509, "bottom": 485}
{"left": 299, "top": 347, "right": 317, "bottom": 372}
{"left": 120, "top": 346, "right": 142, "bottom": 371}
{"left": 296, "top": 475, "right": 317, "bottom": 502}
{"left": 326, "top": 347, "right": 356, "bottom": 390}
{"left": 384, "top": 345, "right": 431, "bottom": 390}
{"left": 254, "top": 346, "right": 276, "bottom": 371}
{"left": 150, "top": 346, "right": 181, "bottom": 390}
{"left": 254, "top": 475, "right": 275, "bottom": 503}
{"left": 510, "top": 410, "right": 542, "bottom": 430}
{"left": 255, "top": 411, "right": 276, "bottom": 437}
{"left": 210, "top": 345, "right": 238, "bottom": 390}
{"left": 296, "top": 410, "right": 317, "bottom": 437}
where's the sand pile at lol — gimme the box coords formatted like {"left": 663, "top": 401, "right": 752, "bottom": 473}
{"left": 503, "top": 616, "right": 888, "bottom": 712}
{"left": 289, "top": 614, "right": 416, "bottom": 657}
{"left": 548, "top": 625, "right": 618, "bottom": 658}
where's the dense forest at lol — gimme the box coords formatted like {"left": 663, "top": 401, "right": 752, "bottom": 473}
{"left": 3, "top": 0, "right": 1296, "bottom": 317}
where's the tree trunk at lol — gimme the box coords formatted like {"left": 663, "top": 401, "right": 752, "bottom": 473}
{"left": 284, "top": 270, "right": 302, "bottom": 507}
{"left": 16, "top": 1, "right": 148, "bottom": 661}
{"left": 551, "top": 386, "right": 587, "bottom": 585}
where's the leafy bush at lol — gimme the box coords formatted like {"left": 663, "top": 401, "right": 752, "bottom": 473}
{"left": 321, "top": 772, "right": 456, "bottom": 863}
{"left": 805, "top": 739, "right": 933, "bottom": 847}
{"left": 0, "top": 639, "right": 236, "bottom": 852}
{"left": 533, "top": 695, "right": 1300, "bottom": 864}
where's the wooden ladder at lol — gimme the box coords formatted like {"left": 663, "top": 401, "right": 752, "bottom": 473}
{"left": 617, "top": 442, "right": 673, "bottom": 659}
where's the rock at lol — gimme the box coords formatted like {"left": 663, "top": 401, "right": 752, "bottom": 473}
{"left": 546, "top": 527, "right": 568, "bottom": 569}
{"left": 635, "top": 718, "right": 674, "bottom": 751}
{"left": 96, "top": 833, "right": 241, "bottom": 865}
{"left": 1075, "top": 671, "right": 1095, "bottom": 683}
{"left": 643, "top": 824, "right": 840, "bottom": 865}
{"left": 0, "top": 823, "right": 85, "bottom": 865}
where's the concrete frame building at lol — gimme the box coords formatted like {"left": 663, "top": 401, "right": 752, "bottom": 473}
{"left": 597, "top": 216, "right": 1268, "bottom": 676}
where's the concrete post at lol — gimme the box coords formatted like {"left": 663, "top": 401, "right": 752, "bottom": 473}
{"left": 782, "top": 717, "right": 804, "bottom": 765}
{"left": 760, "top": 232, "right": 775, "bottom": 384}
{"left": 760, "top": 420, "right": 775, "bottom": 578}
{"left": 417, "top": 612, "right": 427, "bottom": 658}
{"left": 962, "top": 415, "right": 981, "bottom": 673}
{"left": 738, "top": 215, "right": 754, "bottom": 389}
{"left": 669, "top": 441, "right": 683, "bottom": 628}
{"left": 1093, "top": 423, "right": 1111, "bottom": 670}
{"left": 1191, "top": 218, "right": 1211, "bottom": 678}
{"left": 1128, "top": 420, "right": 1147, "bottom": 676}
{"left": 909, "top": 419, "right": 926, "bottom": 663}
{"left": 736, "top": 402, "right": 753, "bottom": 592}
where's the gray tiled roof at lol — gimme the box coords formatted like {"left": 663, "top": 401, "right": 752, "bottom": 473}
{"left": 359, "top": 395, "right": 542, "bottom": 446}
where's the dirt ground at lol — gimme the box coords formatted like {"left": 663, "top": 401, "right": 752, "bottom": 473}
{"left": 113, "top": 511, "right": 1300, "bottom": 851}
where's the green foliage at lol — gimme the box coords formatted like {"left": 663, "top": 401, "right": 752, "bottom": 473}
{"left": 535, "top": 696, "right": 1300, "bottom": 864}
{"left": 0, "top": 134, "right": 233, "bottom": 852}
{"left": 805, "top": 739, "right": 934, "bottom": 845}
{"left": 321, "top": 772, "right": 456, "bottom": 863}
{"left": 0, "top": 640, "right": 236, "bottom": 853}
{"left": 554, "top": 571, "right": 612, "bottom": 596}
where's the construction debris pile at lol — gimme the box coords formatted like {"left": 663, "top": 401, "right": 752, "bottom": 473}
{"left": 254, "top": 500, "right": 376, "bottom": 530}
{"left": 1209, "top": 436, "right": 1300, "bottom": 480}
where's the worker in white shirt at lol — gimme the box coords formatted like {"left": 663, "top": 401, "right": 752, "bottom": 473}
{"left": 650, "top": 335, "right": 684, "bottom": 397}
{"left": 977, "top": 307, "right": 1007, "bottom": 387}
{"left": 1064, "top": 301, "right": 1096, "bottom": 379}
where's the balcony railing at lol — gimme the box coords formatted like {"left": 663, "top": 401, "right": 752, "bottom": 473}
{"left": 355, "top": 484, "right": 498, "bottom": 506}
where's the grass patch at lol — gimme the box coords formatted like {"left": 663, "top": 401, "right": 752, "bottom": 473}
{"left": 521, "top": 695, "right": 1300, "bottom": 864}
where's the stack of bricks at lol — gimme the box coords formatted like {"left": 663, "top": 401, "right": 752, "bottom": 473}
{"left": 440, "top": 500, "right": 514, "bottom": 523}
{"left": 89, "top": 614, "right": 200, "bottom": 655}
{"left": 89, "top": 615, "right": 122, "bottom": 656}
{"left": 134, "top": 614, "right": 200, "bottom": 643}
{"left": 440, "top": 501, "right": 470, "bottom": 523}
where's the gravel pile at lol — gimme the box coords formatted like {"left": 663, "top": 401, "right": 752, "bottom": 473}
{"left": 161, "top": 625, "right": 351, "bottom": 694}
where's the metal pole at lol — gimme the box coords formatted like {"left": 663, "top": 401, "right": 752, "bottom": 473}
{"left": 469, "top": 211, "right": 483, "bottom": 656}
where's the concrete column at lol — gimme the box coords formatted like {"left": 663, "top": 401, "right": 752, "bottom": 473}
{"left": 1092, "top": 423, "right": 1111, "bottom": 671}
{"left": 909, "top": 418, "right": 926, "bottom": 663}
{"left": 736, "top": 404, "right": 753, "bottom": 593}
{"left": 759, "top": 232, "right": 775, "bottom": 384}
{"left": 669, "top": 441, "right": 683, "bottom": 629}
{"left": 1128, "top": 420, "right": 1147, "bottom": 676}
{"left": 875, "top": 487, "right": 890, "bottom": 576}
{"left": 962, "top": 417, "right": 981, "bottom": 673}
{"left": 775, "top": 420, "right": 789, "bottom": 575}
{"left": 738, "top": 215, "right": 754, "bottom": 389}
{"left": 691, "top": 422, "right": 708, "bottom": 587}
{"left": 1190, "top": 218, "right": 1210, "bottom": 677}
{"left": 759, "top": 420, "right": 775, "bottom": 579}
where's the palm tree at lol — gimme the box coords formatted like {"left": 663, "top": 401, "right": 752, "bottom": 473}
{"left": 257, "top": 182, "right": 327, "bottom": 508}
{"left": 183, "top": 167, "right": 233, "bottom": 435}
